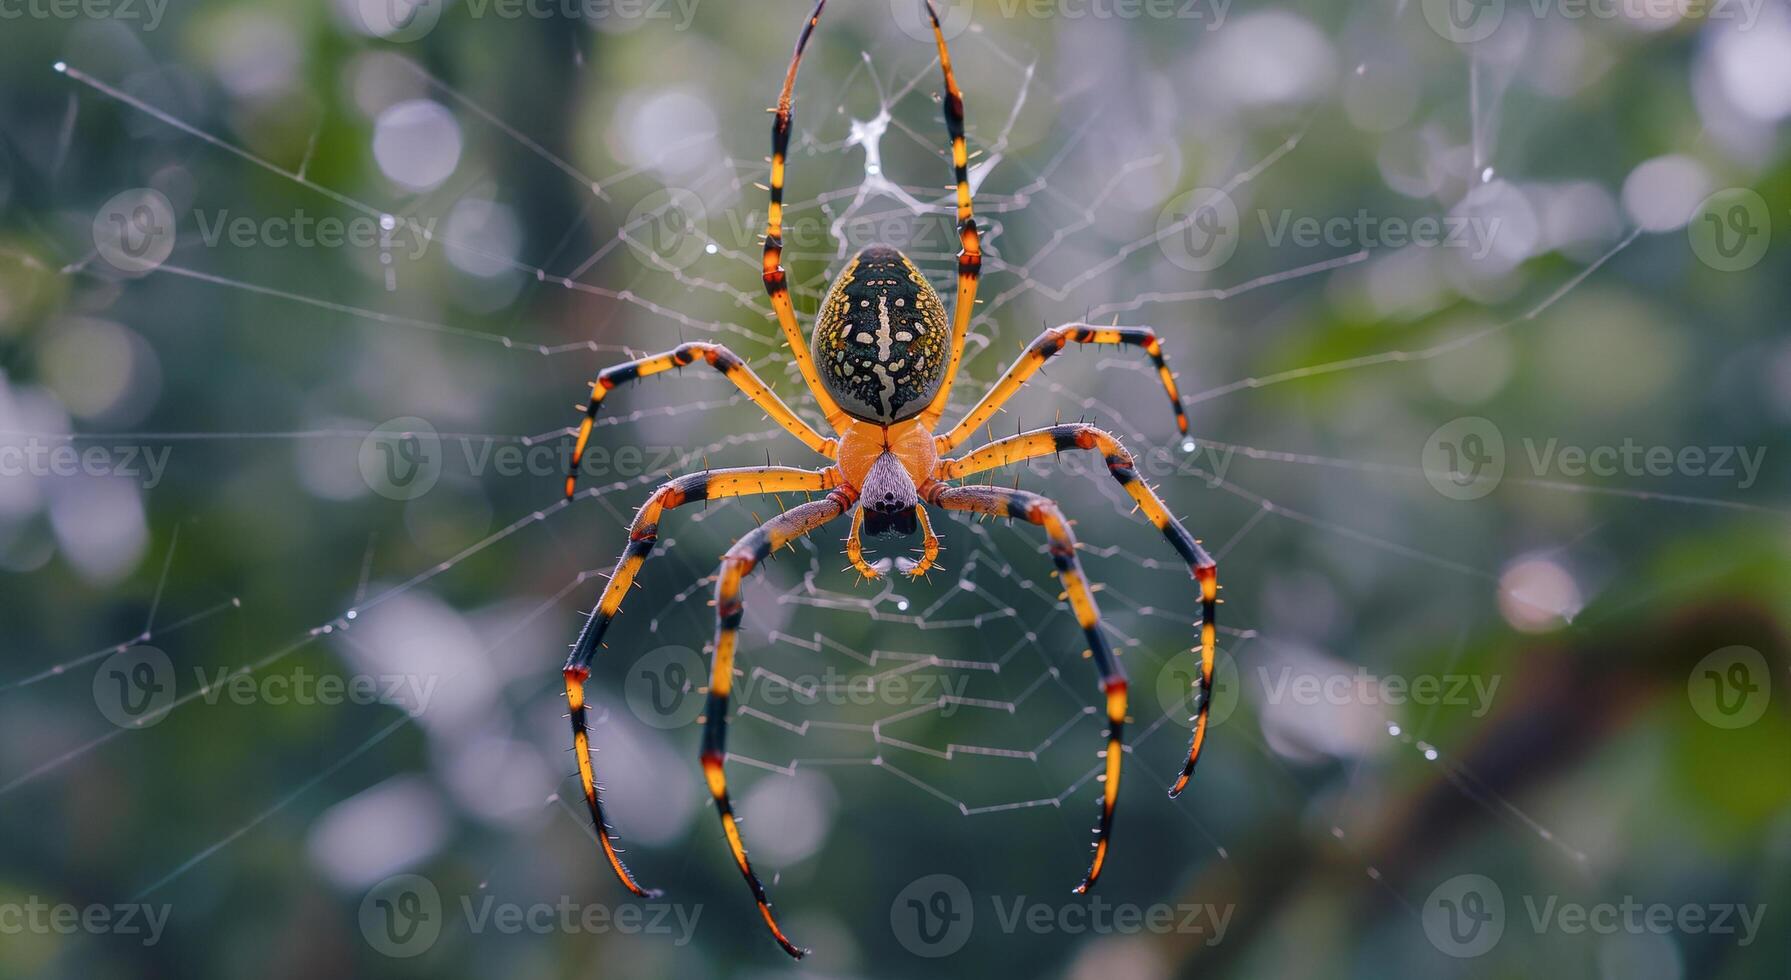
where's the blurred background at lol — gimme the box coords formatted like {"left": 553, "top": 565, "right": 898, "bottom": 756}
{"left": 1, "top": 0, "right": 1788, "bottom": 977}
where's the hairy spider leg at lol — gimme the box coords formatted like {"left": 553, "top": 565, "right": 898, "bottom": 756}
{"left": 701, "top": 491, "right": 855, "bottom": 959}
{"left": 842, "top": 498, "right": 940, "bottom": 580}
{"left": 763, "top": 0, "right": 852, "bottom": 432}
{"left": 903, "top": 503, "right": 941, "bottom": 577}
{"left": 566, "top": 343, "right": 838, "bottom": 498}
{"left": 941, "top": 424, "right": 1219, "bottom": 797}
{"left": 929, "top": 484, "right": 1126, "bottom": 892}
{"left": 939, "top": 324, "right": 1188, "bottom": 453}
{"left": 562, "top": 466, "right": 841, "bottom": 896}
{"left": 916, "top": 0, "right": 983, "bottom": 430}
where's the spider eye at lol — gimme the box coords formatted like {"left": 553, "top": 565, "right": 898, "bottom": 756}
{"left": 862, "top": 505, "right": 918, "bottom": 539}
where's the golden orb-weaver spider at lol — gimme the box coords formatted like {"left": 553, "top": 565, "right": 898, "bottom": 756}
{"left": 559, "top": 0, "right": 1219, "bottom": 959}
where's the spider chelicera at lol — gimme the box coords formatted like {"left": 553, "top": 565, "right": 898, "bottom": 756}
{"left": 559, "top": 0, "right": 1219, "bottom": 959}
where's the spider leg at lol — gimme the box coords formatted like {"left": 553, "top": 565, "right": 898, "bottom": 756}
{"left": 940, "top": 424, "right": 1219, "bottom": 798}
{"left": 937, "top": 324, "right": 1188, "bottom": 453}
{"left": 762, "top": 0, "right": 852, "bottom": 433}
{"left": 703, "top": 491, "right": 854, "bottom": 959}
{"left": 562, "top": 465, "right": 841, "bottom": 898}
{"left": 897, "top": 503, "right": 941, "bottom": 577}
{"left": 843, "top": 502, "right": 941, "bottom": 579}
{"left": 843, "top": 506, "right": 887, "bottom": 579}
{"left": 916, "top": 0, "right": 983, "bottom": 431}
{"left": 566, "top": 342, "right": 837, "bottom": 499}
{"left": 928, "top": 484, "right": 1125, "bottom": 892}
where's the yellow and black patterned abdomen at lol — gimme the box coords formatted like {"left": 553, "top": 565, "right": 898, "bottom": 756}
{"left": 810, "top": 245, "right": 950, "bottom": 424}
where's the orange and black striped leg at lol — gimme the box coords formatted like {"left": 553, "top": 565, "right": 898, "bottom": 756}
{"left": 702, "top": 491, "right": 854, "bottom": 959}
{"left": 929, "top": 484, "right": 1125, "bottom": 892}
{"left": 916, "top": 0, "right": 983, "bottom": 430}
{"left": 563, "top": 466, "right": 841, "bottom": 898}
{"left": 566, "top": 342, "right": 837, "bottom": 499}
{"left": 940, "top": 424, "right": 1219, "bottom": 797}
{"left": 762, "top": 0, "right": 851, "bottom": 433}
{"left": 938, "top": 324, "right": 1189, "bottom": 453}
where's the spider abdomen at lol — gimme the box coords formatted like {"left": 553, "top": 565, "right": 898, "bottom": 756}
{"left": 810, "top": 245, "right": 949, "bottom": 424}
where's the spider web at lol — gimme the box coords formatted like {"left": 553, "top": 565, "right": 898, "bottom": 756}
{"left": 3, "top": 5, "right": 1773, "bottom": 969}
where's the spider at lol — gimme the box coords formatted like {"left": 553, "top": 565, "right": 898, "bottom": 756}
{"left": 558, "top": 0, "right": 1219, "bottom": 959}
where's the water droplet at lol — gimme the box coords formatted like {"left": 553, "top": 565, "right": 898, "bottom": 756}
{"left": 1180, "top": 438, "right": 1197, "bottom": 454}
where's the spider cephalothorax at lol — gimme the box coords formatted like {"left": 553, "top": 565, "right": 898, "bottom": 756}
{"left": 557, "top": 0, "right": 1220, "bottom": 960}
{"left": 811, "top": 244, "right": 950, "bottom": 424}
